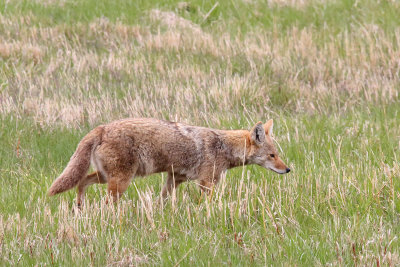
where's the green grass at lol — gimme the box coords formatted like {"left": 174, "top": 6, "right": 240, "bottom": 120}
{"left": 1, "top": 104, "right": 399, "bottom": 265}
{"left": 1, "top": 0, "right": 400, "bottom": 265}
{"left": 2, "top": 0, "right": 400, "bottom": 33}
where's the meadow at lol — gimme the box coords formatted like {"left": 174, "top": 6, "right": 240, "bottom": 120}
{"left": 1, "top": 0, "right": 400, "bottom": 265}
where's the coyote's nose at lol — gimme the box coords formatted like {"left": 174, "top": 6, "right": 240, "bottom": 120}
{"left": 286, "top": 168, "right": 291, "bottom": 173}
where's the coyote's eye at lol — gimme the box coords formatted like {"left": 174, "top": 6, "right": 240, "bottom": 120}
{"left": 270, "top": 154, "right": 275, "bottom": 158}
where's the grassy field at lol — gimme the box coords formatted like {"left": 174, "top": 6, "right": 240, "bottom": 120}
{"left": 1, "top": 0, "right": 400, "bottom": 265}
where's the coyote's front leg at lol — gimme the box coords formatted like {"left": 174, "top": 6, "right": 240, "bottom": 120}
{"left": 161, "top": 172, "right": 187, "bottom": 199}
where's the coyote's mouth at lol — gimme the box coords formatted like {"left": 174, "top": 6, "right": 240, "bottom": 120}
{"left": 268, "top": 167, "right": 290, "bottom": 174}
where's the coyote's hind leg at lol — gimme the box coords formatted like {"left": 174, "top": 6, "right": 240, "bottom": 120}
{"left": 77, "top": 171, "right": 107, "bottom": 207}
{"left": 107, "top": 168, "right": 137, "bottom": 203}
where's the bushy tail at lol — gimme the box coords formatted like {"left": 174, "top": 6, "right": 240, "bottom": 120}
{"left": 48, "top": 127, "right": 103, "bottom": 196}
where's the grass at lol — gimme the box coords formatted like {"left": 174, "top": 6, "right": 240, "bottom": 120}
{"left": 1, "top": 0, "right": 400, "bottom": 265}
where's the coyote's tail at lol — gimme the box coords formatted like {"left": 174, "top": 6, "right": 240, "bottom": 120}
{"left": 48, "top": 127, "right": 103, "bottom": 196}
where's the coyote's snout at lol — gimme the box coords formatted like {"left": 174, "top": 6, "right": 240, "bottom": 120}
{"left": 48, "top": 118, "right": 290, "bottom": 206}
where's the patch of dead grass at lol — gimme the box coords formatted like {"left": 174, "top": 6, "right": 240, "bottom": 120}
{"left": 0, "top": 42, "right": 43, "bottom": 62}
{"left": 1, "top": 10, "right": 399, "bottom": 128}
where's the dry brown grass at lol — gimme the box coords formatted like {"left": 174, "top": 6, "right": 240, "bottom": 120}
{"left": 265, "top": 0, "right": 333, "bottom": 8}
{"left": 1, "top": 10, "right": 399, "bottom": 128}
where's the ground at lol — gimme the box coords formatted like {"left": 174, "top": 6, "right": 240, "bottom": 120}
{"left": 0, "top": 0, "right": 400, "bottom": 265}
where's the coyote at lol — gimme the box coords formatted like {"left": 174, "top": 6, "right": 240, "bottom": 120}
{"left": 48, "top": 118, "right": 290, "bottom": 206}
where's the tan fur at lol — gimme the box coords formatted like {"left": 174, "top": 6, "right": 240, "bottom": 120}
{"left": 48, "top": 118, "right": 290, "bottom": 204}
{"left": 48, "top": 127, "right": 103, "bottom": 196}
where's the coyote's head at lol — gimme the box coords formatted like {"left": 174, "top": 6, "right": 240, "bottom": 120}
{"left": 248, "top": 120, "right": 290, "bottom": 174}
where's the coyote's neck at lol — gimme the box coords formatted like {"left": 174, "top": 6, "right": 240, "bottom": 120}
{"left": 220, "top": 130, "right": 251, "bottom": 168}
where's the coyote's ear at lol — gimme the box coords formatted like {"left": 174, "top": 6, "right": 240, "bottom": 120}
{"left": 264, "top": 119, "right": 273, "bottom": 136}
{"left": 251, "top": 122, "right": 265, "bottom": 146}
